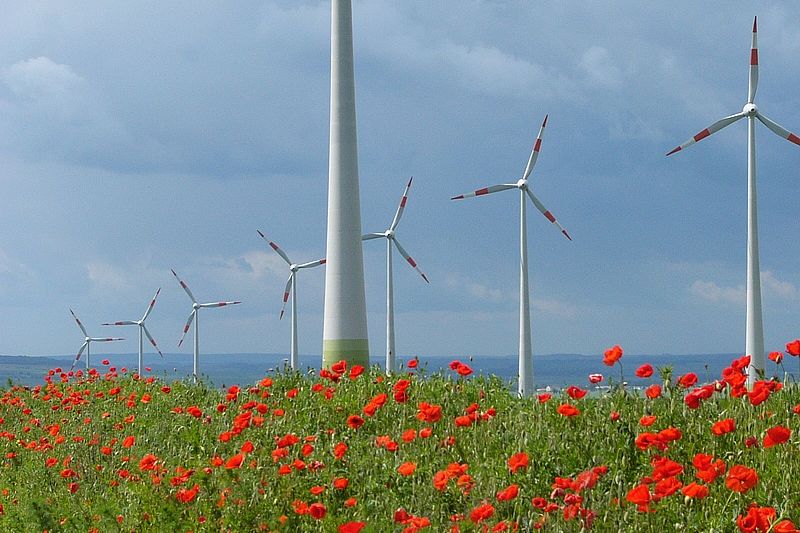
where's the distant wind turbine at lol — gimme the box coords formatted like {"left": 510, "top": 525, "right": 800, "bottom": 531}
{"left": 362, "top": 177, "right": 429, "bottom": 373}
{"left": 171, "top": 269, "right": 241, "bottom": 383}
{"left": 451, "top": 115, "right": 572, "bottom": 397}
{"left": 666, "top": 17, "right": 800, "bottom": 388}
{"left": 257, "top": 230, "right": 326, "bottom": 370}
{"left": 102, "top": 288, "right": 164, "bottom": 376}
{"left": 69, "top": 309, "right": 123, "bottom": 372}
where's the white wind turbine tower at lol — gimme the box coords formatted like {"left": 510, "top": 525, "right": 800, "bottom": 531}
{"left": 102, "top": 288, "right": 164, "bottom": 376}
{"left": 257, "top": 230, "right": 326, "bottom": 370}
{"left": 666, "top": 17, "right": 800, "bottom": 388}
{"left": 69, "top": 309, "right": 124, "bottom": 371}
{"left": 452, "top": 116, "right": 572, "bottom": 397}
{"left": 171, "top": 269, "right": 241, "bottom": 383}
{"left": 363, "top": 177, "right": 429, "bottom": 373}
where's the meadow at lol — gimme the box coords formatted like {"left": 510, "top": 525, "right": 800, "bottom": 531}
{"left": 0, "top": 346, "right": 798, "bottom": 532}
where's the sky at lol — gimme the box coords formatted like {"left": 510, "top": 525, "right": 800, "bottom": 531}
{"left": 1, "top": 1, "right": 800, "bottom": 361}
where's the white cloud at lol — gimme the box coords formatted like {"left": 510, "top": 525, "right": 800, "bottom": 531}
{"left": 86, "top": 261, "right": 134, "bottom": 292}
{"left": 444, "top": 273, "right": 509, "bottom": 303}
{"left": 761, "top": 270, "right": 798, "bottom": 299}
{"left": 533, "top": 298, "right": 579, "bottom": 320}
{"left": 2, "top": 57, "right": 84, "bottom": 99}
{"left": 579, "top": 46, "right": 622, "bottom": 88}
{"left": 690, "top": 271, "right": 797, "bottom": 305}
{"left": 689, "top": 280, "right": 743, "bottom": 304}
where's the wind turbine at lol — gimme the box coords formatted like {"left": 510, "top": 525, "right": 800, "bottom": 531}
{"left": 666, "top": 17, "right": 800, "bottom": 388}
{"left": 171, "top": 269, "right": 241, "bottom": 383}
{"left": 69, "top": 309, "right": 123, "bottom": 372}
{"left": 102, "top": 288, "right": 164, "bottom": 376}
{"left": 451, "top": 115, "right": 572, "bottom": 397}
{"left": 362, "top": 177, "right": 429, "bottom": 373}
{"left": 257, "top": 230, "right": 326, "bottom": 370}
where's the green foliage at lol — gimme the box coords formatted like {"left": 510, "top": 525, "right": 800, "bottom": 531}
{"left": 0, "top": 360, "right": 795, "bottom": 532}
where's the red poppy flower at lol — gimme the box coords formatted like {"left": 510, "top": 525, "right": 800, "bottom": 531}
{"left": 496, "top": 484, "right": 519, "bottom": 501}
{"left": 726, "top": 465, "right": 758, "bottom": 493}
{"left": 225, "top": 453, "right": 244, "bottom": 469}
{"left": 537, "top": 393, "right": 552, "bottom": 404}
{"left": 407, "top": 358, "right": 419, "bottom": 368}
{"left": 416, "top": 402, "right": 442, "bottom": 423}
{"left": 397, "top": 462, "right": 417, "bottom": 476}
{"left": 711, "top": 418, "right": 736, "bottom": 436}
{"left": 333, "top": 477, "right": 349, "bottom": 490}
{"left": 556, "top": 404, "right": 580, "bottom": 417}
{"left": 508, "top": 452, "right": 529, "bottom": 474}
{"left": 769, "top": 351, "right": 784, "bottom": 364}
{"left": 786, "top": 339, "right": 800, "bottom": 356}
{"left": 681, "top": 482, "right": 709, "bottom": 499}
{"left": 588, "top": 373, "right": 603, "bottom": 384}
{"left": 645, "top": 384, "right": 662, "bottom": 399}
{"left": 639, "top": 415, "right": 656, "bottom": 427}
{"left": 339, "top": 523, "right": 366, "bottom": 533}
{"left": 603, "top": 345, "right": 623, "bottom": 366}
{"left": 101, "top": 359, "right": 110, "bottom": 365}
{"left": 566, "top": 386, "right": 588, "bottom": 400}
{"left": 309, "top": 503, "right": 326, "bottom": 520}
{"left": 763, "top": 425, "right": 791, "bottom": 448}
{"left": 138, "top": 454, "right": 158, "bottom": 471}
{"left": 122, "top": 436, "right": 135, "bottom": 448}
{"left": 654, "top": 476, "right": 682, "bottom": 498}
{"left": 331, "top": 360, "right": 347, "bottom": 375}
{"left": 347, "top": 415, "right": 365, "bottom": 429}
{"left": 677, "top": 372, "right": 698, "bottom": 388}
{"left": 469, "top": 503, "right": 495, "bottom": 523}
{"left": 635, "top": 364, "right": 654, "bottom": 378}
{"left": 625, "top": 484, "right": 650, "bottom": 511}
{"left": 175, "top": 484, "right": 199, "bottom": 503}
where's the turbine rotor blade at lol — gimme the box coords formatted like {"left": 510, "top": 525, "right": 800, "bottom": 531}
{"left": 749, "top": 16, "right": 759, "bottom": 103}
{"left": 142, "top": 287, "right": 161, "bottom": 322}
{"left": 279, "top": 275, "right": 293, "bottom": 320}
{"left": 101, "top": 321, "right": 137, "bottom": 326}
{"left": 70, "top": 341, "right": 89, "bottom": 371}
{"left": 525, "top": 188, "right": 572, "bottom": 241}
{"left": 257, "top": 230, "right": 292, "bottom": 265}
{"left": 297, "top": 258, "right": 326, "bottom": 269}
{"left": 178, "top": 310, "right": 195, "bottom": 348}
{"left": 199, "top": 301, "right": 242, "bottom": 308}
{"left": 666, "top": 112, "right": 746, "bottom": 155}
{"left": 90, "top": 337, "right": 124, "bottom": 342}
{"left": 69, "top": 308, "right": 88, "bottom": 337}
{"left": 142, "top": 324, "right": 164, "bottom": 358}
{"left": 362, "top": 233, "right": 385, "bottom": 241}
{"left": 392, "top": 238, "right": 429, "bottom": 283}
{"left": 389, "top": 176, "right": 413, "bottom": 231}
{"left": 451, "top": 184, "right": 516, "bottom": 200}
{"left": 523, "top": 115, "right": 548, "bottom": 180}
{"left": 756, "top": 112, "right": 800, "bottom": 147}
{"left": 171, "top": 270, "right": 197, "bottom": 304}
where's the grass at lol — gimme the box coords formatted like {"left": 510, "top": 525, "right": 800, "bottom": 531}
{"left": 0, "top": 353, "right": 797, "bottom": 532}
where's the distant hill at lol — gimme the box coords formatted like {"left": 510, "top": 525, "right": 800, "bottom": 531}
{"left": 0, "top": 352, "right": 759, "bottom": 389}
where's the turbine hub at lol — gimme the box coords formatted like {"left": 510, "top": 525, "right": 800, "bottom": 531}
{"left": 192, "top": 303, "right": 199, "bottom": 310}
{"left": 386, "top": 229, "right": 394, "bottom": 239}
{"left": 743, "top": 103, "right": 758, "bottom": 116}
{"left": 516, "top": 179, "right": 526, "bottom": 189}
{"left": 290, "top": 264, "right": 299, "bottom": 272}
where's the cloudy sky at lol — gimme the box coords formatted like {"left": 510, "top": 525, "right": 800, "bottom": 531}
{"left": 1, "top": 1, "right": 800, "bottom": 361}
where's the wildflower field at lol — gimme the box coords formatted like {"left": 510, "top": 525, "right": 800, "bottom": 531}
{"left": 0, "top": 345, "right": 799, "bottom": 532}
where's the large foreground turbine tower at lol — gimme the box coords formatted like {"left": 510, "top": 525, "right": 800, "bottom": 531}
{"left": 322, "top": 0, "right": 370, "bottom": 368}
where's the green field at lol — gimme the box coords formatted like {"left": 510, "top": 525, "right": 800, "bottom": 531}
{"left": 0, "top": 352, "right": 797, "bottom": 532}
